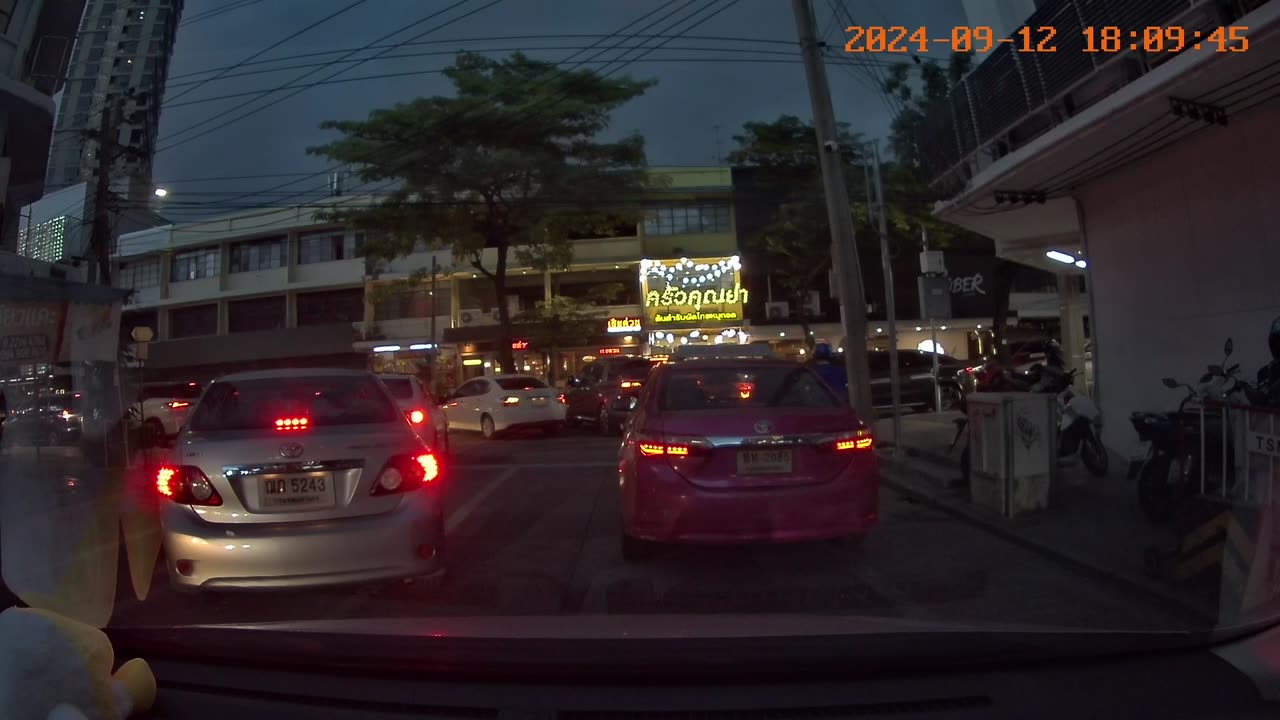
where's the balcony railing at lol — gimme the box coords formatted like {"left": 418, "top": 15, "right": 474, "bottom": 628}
{"left": 919, "top": 0, "right": 1270, "bottom": 193}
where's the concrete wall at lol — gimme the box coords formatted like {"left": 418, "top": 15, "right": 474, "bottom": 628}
{"left": 1079, "top": 97, "right": 1280, "bottom": 453}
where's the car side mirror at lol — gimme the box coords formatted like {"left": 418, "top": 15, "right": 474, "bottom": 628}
{"left": 1224, "top": 338, "right": 1234, "bottom": 357}
{"left": 1162, "top": 377, "right": 1180, "bottom": 389}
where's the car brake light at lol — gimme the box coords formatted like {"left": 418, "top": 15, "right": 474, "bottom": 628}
{"left": 557, "top": 393, "right": 566, "bottom": 404}
{"left": 371, "top": 452, "right": 440, "bottom": 495}
{"left": 167, "top": 401, "right": 190, "bottom": 409}
{"left": 408, "top": 409, "right": 426, "bottom": 424}
{"left": 636, "top": 434, "right": 707, "bottom": 457}
{"left": 620, "top": 380, "right": 642, "bottom": 389}
{"left": 833, "top": 429, "right": 874, "bottom": 452}
{"left": 502, "top": 396, "right": 520, "bottom": 406}
{"left": 274, "top": 417, "right": 309, "bottom": 430}
{"left": 155, "top": 465, "right": 222, "bottom": 506}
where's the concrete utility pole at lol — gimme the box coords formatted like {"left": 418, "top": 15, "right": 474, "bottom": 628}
{"left": 870, "top": 141, "right": 901, "bottom": 454}
{"left": 85, "top": 90, "right": 142, "bottom": 286}
{"left": 791, "top": 0, "right": 873, "bottom": 420}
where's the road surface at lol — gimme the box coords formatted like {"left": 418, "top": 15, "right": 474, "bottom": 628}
{"left": 97, "top": 427, "right": 1185, "bottom": 631}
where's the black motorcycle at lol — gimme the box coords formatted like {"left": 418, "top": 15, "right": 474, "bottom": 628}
{"left": 1130, "top": 338, "right": 1250, "bottom": 523}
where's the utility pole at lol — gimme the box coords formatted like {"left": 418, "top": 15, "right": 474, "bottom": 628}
{"left": 85, "top": 90, "right": 142, "bottom": 286}
{"left": 924, "top": 226, "right": 942, "bottom": 413}
{"left": 870, "top": 141, "right": 901, "bottom": 454}
{"left": 791, "top": 0, "right": 873, "bottom": 420}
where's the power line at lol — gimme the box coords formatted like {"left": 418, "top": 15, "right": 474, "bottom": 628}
{"left": 165, "top": 0, "right": 369, "bottom": 107}
{"left": 179, "top": 0, "right": 264, "bottom": 27}
{"left": 156, "top": 0, "right": 503, "bottom": 153}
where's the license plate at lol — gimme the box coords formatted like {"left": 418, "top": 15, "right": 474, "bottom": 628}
{"left": 259, "top": 473, "right": 335, "bottom": 510}
{"left": 737, "top": 448, "right": 793, "bottom": 475}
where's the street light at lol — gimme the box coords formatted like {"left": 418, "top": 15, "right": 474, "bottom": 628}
{"left": 153, "top": 187, "right": 168, "bottom": 197}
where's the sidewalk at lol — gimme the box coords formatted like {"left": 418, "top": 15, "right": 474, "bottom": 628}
{"left": 873, "top": 411, "right": 1216, "bottom": 625}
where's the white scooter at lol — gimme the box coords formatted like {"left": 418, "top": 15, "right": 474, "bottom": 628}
{"left": 1055, "top": 368, "right": 1108, "bottom": 477}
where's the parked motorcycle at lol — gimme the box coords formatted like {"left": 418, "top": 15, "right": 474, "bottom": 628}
{"left": 1129, "top": 338, "right": 1249, "bottom": 523}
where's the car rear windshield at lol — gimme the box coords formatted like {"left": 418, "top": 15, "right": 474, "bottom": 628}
{"left": 616, "top": 358, "right": 658, "bottom": 380}
{"left": 659, "top": 366, "right": 839, "bottom": 411}
{"left": 495, "top": 376, "right": 548, "bottom": 391}
{"left": 380, "top": 377, "right": 414, "bottom": 399}
{"left": 187, "top": 375, "right": 400, "bottom": 431}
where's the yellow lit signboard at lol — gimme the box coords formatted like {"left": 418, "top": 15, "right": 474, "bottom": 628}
{"left": 640, "top": 256, "right": 746, "bottom": 328}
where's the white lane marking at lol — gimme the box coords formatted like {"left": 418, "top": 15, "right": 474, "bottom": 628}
{"left": 459, "top": 462, "right": 618, "bottom": 470}
{"left": 446, "top": 467, "right": 514, "bottom": 533}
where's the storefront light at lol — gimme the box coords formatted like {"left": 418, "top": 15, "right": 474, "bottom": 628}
{"left": 409, "top": 343, "right": 434, "bottom": 350}
{"left": 680, "top": 337, "right": 689, "bottom": 345}
{"left": 690, "top": 330, "right": 700, "bottom": 338}
{"left": 483, "top": 361, "right": 492, "bottom": 368}
{"left": 372, "top": 345, "right": 401, "bottom": 352}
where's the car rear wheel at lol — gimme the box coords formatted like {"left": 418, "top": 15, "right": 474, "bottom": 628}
{"left": 481, "top": 414, "right": 496, "bottom": 439}
{"left": 621, "top": 532, "right": 653, "bottom": 562}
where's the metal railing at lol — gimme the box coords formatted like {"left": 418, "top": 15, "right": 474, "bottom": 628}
{"left": 918, "top": 0, "right": 1269, "bottom": 191}
{"left": 1191, "top": 400, "right": 1280, "bottom": 507}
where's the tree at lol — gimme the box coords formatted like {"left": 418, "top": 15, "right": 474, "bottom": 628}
{"left": 883, "top": 53, "right": 1021, "bottom": 356}
{"left": 309, "top": 52, "right": 655, "bottom": 373}
{"left": 514, "top": 283, "right": 622, "bottom": 385}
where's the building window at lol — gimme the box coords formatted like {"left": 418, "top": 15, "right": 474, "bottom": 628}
{"left": 228, "top": 296, "right": 285, "bottom": 333}
{"left": 170, "top": 247, "right": 219, "bottom": 281}
{"left": 375, "top": 288, "right": 446, "bottom": 322}
{"left": 229, "top": 236, "right": 285, "bottom": 273}
{"left": 298, "top": 229, "right": 364, "bottom": 264}
{"left": 117, "top": 258, "right": 160, "bottom": 290}
{"left": 642, "top": 202, "right": 731, "bottom": 236}
{"left": 169, "top": 304, "right": 217, "bottom": 339}
{"left": 297, "top": 288, "right": 365, "bottom": 326}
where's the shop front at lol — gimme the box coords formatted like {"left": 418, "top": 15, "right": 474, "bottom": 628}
{"left": 641, "top": 256, "right": 750, "bottom": 354}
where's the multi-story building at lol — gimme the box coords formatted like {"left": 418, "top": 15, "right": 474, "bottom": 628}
{"left": 0, "top": 0, "right": 88, "bottom": 252}
{"left": 46, "top": 0, "right": 182, "bottom": 204}
{"left": 914, "top": 0, "right": 1275, "bottom": 450}
{"left": 109, "top": 168, "right": 744, "bottom": 390}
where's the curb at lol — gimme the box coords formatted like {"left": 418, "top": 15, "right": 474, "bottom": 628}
{"left": 879, "top": 449, "right": 1216, "bottom": 627}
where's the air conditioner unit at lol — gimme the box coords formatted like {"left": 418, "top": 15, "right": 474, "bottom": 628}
{"left": 459, "top": 310, "right": 479, "bottom": 326}
{"left": 805, "top": 291, "right": 821, "bottom": 316}
{"left": 765, "top": 301, "right": 789, "bottom": 320}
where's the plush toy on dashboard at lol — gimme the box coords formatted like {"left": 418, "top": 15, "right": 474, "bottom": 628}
{"left": 0, "top": 606, "right": 156, "bottom": 720}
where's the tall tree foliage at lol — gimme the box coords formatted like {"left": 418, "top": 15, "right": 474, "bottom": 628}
{"left": 309, "top": 52, "right": 655, "bottom": 372}
{"left": 514, "top": 283, "right": 622, "bottom": 385}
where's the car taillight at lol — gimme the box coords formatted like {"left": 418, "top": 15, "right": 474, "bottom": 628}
{"left": 557, "top": 393, "right": 566, "bottom": 404}
{"left": 371, "top": 452, "right": 440, "bottom": 496}
{"left": 832, "top": 429, "right": 874, "bottom": 452}
{"left": 274, "top": 417, "right": 309, "bottom": 430}
{"left": 167, "top": 401, "right": 190, "bottom": 409}
{"left": 155, "top": 465, "right": 222, "bottom": 506}
{"left": 635, "top": 434, "right": 709, "bottom": 458}
{"left": 502, "top": 396, "right": 520, "bottom": 406}
{"left": 620, "top": 380, "right": 642, "bottom": 389}
{"left": 407, "top": 409, "right": 426, "bottom": 424}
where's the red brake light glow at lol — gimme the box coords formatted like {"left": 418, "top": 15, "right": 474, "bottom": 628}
{"left": 557, "top": 393, "right": 566, "bottom": 404}
{"left": 156, "top": 466, "right": 177, "bottom": 498}
{"left": 834, "top": 430, "right": 874, "bottom": 452}
{"left": 636, "top": 435, "right": 703, "bottom": 457}
{"left": 416, "top": 453, "right": 439, "bottom": 483}
{"left": 274, "top": 417, "right": 310, "bottom": 430}
{"left": 167, "top": 401, "right": 190, "bottom": 409}
{"left": 620, "top": 380, "right": 642, "bottom": 389}
{"left": 408, "top": 409, "right": 426, "bottom": 424}
{"left": 155, "top": 465, "right": 222, "bottom": 506}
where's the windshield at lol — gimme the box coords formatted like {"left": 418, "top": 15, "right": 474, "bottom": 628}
{"left": 4, "top": 0, "right": 1275, "bottom": 678}
{"left": 660, "top": 366, "right": 838, "bottom": 411}
{"left": 494, "top": 376, "right": 548, "bottom": 391}
{"left": 188, "top": 376, "right": 400, "bottom": 431}
{"left": 380, "top": 377, "right": 414, "bottom": 400}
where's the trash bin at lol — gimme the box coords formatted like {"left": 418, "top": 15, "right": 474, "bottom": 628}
{"left": 966, "top": 392, "right": 1057, "bottom": 518}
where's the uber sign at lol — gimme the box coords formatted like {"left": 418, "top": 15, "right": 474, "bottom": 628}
{"left": 1251, "top": 432, "right": 1280, "bottom": 458}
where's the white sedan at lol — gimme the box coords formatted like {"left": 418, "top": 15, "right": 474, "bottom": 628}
{"left": 440, "top": 375, "right": 565, "bottom": 439}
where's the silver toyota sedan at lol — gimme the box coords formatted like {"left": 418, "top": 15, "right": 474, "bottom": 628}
{"left": 155, "top": 368, "right": 445, "bottom": 592}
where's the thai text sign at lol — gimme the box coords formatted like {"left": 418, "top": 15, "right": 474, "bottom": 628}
{"left": 641, "top": 256, "right": 746, "bottom": 329}
{"left": 0, "top": 302, "right": 65, "bottom": 365}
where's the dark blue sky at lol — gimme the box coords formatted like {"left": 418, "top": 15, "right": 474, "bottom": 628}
{"left": 152, "top": 0, "right": 967, "bottom": 211}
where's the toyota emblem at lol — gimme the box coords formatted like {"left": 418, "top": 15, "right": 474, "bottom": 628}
{"left": 279, "top": 442, "right": 304, "bottom": 459}
{"left": 754, "top": 420, "right": 773, "bottom": 434}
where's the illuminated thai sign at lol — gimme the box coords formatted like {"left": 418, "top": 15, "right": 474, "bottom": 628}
{"left": 640, "top": 256, "right": 745, "bottom": 328}
{"left": 606, "top": 316, "right": 642, "bottom": 334}
{"left": 512, "top": 340, "right": 529, "bottom": 350}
